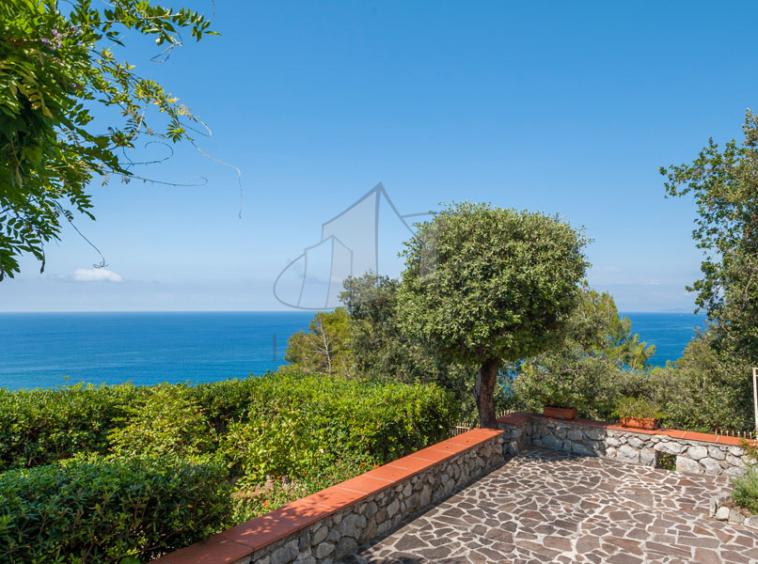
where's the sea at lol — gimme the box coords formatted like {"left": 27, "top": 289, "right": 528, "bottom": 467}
{"left": 0, "top": 311, "right": 707, "bottom": 391}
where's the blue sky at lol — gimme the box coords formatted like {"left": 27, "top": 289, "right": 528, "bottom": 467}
{"left": 2, "top": 0, "right": 757, "bottom": 312}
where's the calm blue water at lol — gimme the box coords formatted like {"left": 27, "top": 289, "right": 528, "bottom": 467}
{"left": 0, "top": 312, "right": 315, "bottom": 391}
{"left": 621, "top": 312, "right": 707, "bottom": 367}
{"left": 0, "top": 311, "right": 705, "bottom": 391}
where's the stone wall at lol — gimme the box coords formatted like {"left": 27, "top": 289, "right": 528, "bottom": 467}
{"left": 151, "top": 429, "right": 505, "bottom": 564}
{"left": 499, "top": 412, "right": 752, "bottom": 478}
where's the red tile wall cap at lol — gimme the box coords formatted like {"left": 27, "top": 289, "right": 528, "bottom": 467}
{"left": 496, "top": 412, "right": 532, "bottom": 426}
{"left": 148, "top": 532, "right": 253, "bottom": 564}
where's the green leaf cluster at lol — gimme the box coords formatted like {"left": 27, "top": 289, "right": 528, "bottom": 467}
{"left": 648, "top": 333, "right": 754, "bottom": 432}
{"left": 339, "top": 273, "right": 475, "bottom": 413}
{"left": 0, "top": 0, "right": 217, "bottom": 279}
{"left": 661, "top": 109, "right": 758, "bottom": 364}
{"left": 614, "top": 396, "right": 664, "bottom": 421}
{"left": 219, "top": 371, "right": 459, "bottom": 489}
{"left": 733, "top": 467, "right": 758, "bottom": 515}
{"left": 0, "top": 454, "right": 233, "bottom": 564}
{"left": 284, "top": 308, "right": 354, "bottom": 378}
{"left": 507, "top": 284, "right": 655, "bottom": 420}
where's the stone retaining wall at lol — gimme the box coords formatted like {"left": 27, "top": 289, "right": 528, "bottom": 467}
{"left": 499, "top": 412, "right": 753, "bottom": 478}
{"left": 151, "top": 429, "right": 505, "bottom": 564}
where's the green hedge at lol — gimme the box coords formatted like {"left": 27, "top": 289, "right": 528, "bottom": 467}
{"left": 0, "top": 455, "right": 233, "bottom": 564}
{"left": 0, "top": 383, "right": 138, "bottom": 471}
{"left": 220, "top": 371, "right": 458, "bottom": 487}
{"left": 0, "top": 372, "right": 458, "bottom": 562}
{"left": 0, "top": 372, "right": 458, "bottom": 474}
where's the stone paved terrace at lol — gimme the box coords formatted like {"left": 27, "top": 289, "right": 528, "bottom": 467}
{"left": 341, "top": 448, "right": 758, "bottom": 564}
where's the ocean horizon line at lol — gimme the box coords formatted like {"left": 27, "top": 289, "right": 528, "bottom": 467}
{"left": 0, "top": 309, "right": 701, "bottom": 315}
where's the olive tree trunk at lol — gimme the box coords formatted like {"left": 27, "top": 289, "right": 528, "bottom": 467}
{"left": 474, "top": 357, "right": 500, "bottom": 429}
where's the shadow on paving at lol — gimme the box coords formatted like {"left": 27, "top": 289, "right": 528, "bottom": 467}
{"left": 339, "top": 448, "right": 758, "bottom": 564}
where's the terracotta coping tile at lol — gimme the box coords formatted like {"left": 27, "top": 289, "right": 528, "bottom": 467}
{"left": 386, "top": 455, "right": 438, "bottom": 473}
{"left": 336, "top": 474, "right": 393, "bottom": 495}
{"left": 445, "top": 435, "right": 485, "bottom": 448}
{"left": 302, "top": 484, "right": 370, "bottom": 509}
{"left": 682, "top": 431, "right": 719, "bottom": 443}
{"left": 465, "top": 428, "right": 505, "bottom": 438}
{"left": 267, "top": 498, "right": 334, "bottom": 526}
{"left": 426, "top": 442, "right": 469, "bottom": 455}
{"left": 155, "top": 533, "right": 253, "bottom": 564}
{"left": 660, "top": 429, "right": 687, "bottom": 439}
{"left": 217, "top": 515, "right": 293, "bottom": 551}
{"left": 362, "top": 464, "right": 416, "bottom": 484}
{"left": 409, "top": 446, "right": 456, "bottom": 463}
{"left": 716, "top": 435, "right": 756, "bottom": 446}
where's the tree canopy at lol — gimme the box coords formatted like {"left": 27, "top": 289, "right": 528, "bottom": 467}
{"left": 284, "top": 308, "right": 354, "bottom": 378}
{"left": 0, "top": 0, "right": 216, "bottom": 279}
{"left": 340, "top": 273, "right": 474, "bottom": 406}
{"left": 397, "top": 202, "right": 589, "bottom": 427}
{"left": 661, "top": 110, "right": 758, "bottom": 364}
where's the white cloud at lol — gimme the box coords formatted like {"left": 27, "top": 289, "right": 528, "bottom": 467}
{"left": 73, "top": 268, "right": 123, "bottom": 282}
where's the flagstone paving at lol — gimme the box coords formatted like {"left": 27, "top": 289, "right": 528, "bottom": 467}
{"left": 340, "top": 448, "right": 758, "bottom": 563}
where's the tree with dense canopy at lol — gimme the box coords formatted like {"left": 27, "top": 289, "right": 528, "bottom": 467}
{"left": 661, "top": 110, "right": 758, "bottom": 364}
{"left": 397, "top": 202, "right": 589, "bottom": 428}
{"left": 0, "top": 0, "right": 216, "bottom": 279}
{"left": 284, "top": 308, "right": 354, "bottom": 378}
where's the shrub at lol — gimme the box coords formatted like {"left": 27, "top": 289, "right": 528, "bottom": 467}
{"left": 733, "top": 467, "right": 758, "bottom": 515}
{"left": 108, "top": 385, "right": 214, "bottom": 457}
{"left": 615, "top": 396, "right": 664, "bottom": 421}
{"left": 220, "top": 372, "right": 458, "bottom": 487}
{"left": 0, "top": 455, "right": 233, "bottom": 564}
{"left": 648, "top": 335, "right": 753, "bottom": 432}
{"left": 509, "top": 354, "right": 649, "bottom": 420}
{"left": 0, "top": 383, "right": 138, "bottom": 471}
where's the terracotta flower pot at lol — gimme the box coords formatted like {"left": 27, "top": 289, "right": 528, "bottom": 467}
{"left": 543, "top": 406, "right": 577, "bottom": 420}
{"left": 620, "top": 417, "right": 658, "bottom": 430}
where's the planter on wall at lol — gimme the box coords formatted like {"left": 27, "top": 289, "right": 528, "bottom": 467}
{"left": 543, "top": 406, "right": 577, "bottom": 420}
{"left": 620, "top": 417, "right": 658, "bottom": 430}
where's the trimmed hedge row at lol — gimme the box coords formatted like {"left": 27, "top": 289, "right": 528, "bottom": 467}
{"left": 0, "top": 372, "right": 459, "bottom": 562}
{"left": 0, "top": 372, "right": 458, "bottom": 473}
{"left": 0, "top": 455, "right": 233, "bottom": 564}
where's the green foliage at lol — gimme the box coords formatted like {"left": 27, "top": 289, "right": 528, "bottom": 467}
{"left": 107, "top": 385, "right": 214, "bottom": 457}
{"left": 565, "top": 284, "right": 655, "bottom": 370}
{"left": 650, "top": 333, "right": 754, "bottom": 432}
{"left": 0, "top": 372, "right": 457, "bottom": 560}
{"left": 0, "top": 382, "right": 137, "bottom": 471}
{"left": 614, "top": 396, "right": 664, "bottom": 420}
{"left": 340, "top": 273, "right": 475, "bottom": 413}
{"left": 733, "top": 467, "right": 758, "bottom": 515}
{"left": 506, "top": 285, "right": 654, "bottom": 420}
{"left": 511, "top": 355, "right": 648, "bottom": 420}
{"left": 0, "top": 0, "right": 217, "bottom": 279}
{"left": 657, "top": 452, "right": 676, "bottom": 471}
{"left": 284, "top": 308, "right": 354, "bottom": 378}
{"left": 661, "top": 109, "right": 758, "bottom": 364}
{"left": 0, "top": 454, "right": 233, "bottom": 564}
{"left": 220, "top": 372, "right": 458, "bottom": 488}
{"left": 398, "top": 202, "right": 589, "bottom": 426}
